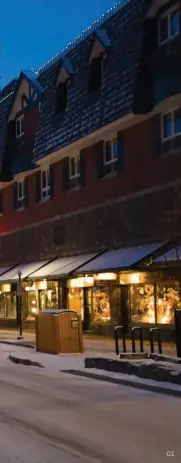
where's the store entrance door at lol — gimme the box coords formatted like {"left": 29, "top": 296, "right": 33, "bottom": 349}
{"left": 83, "top": 288, "right": 92, "bottom": 331}
{"left": 39, "top": 290, "right": 46, "bottom": 311}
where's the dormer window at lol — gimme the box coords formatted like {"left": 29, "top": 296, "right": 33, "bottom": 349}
{"left": 56, "top": 81, "right": 68, "bottom": 112}
{"left": 55, "top": 57, "right": 73, "bottom": 113}
{"left": 158, "top": 5, "right": 179, "bottom": 45}
{"left": 89, "top": 56, "right": 103, "bottom": 93}
{"left": 88, "top": 29, "right": 110, "bottom": 94}
{"left": 16, "top": 115, "right": 24, "bottom": 138}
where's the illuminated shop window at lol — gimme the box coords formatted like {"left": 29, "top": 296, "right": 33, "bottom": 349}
{"left": 93, "top": 287, "right": 111, "bottom": 322}
{"left": 27, "top": 291, "right": 38, "bottom": 318}
{"left": 0, "top": 292, "right": 16, "bottom": 319}
{"left": 156, "top": 283, "right": 181, "bottom": 324}
{"left": 130, "top": 285, "right": 155, "bottom": 324}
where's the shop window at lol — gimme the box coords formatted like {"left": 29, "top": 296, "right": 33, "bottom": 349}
{"left": 0, "top": 292, "right": 16, "bottom": 318}
{"left": 130, "top": 284, "right": 155, "bottom": 324}
{"left": 156, "top": 283, "right": 181, "bottom": 324}
{"left": 27, "top": 290, "right": 38, "bottom": 318}
{"left": 41, "top": 168, "right": 50, "bottom": 200}
{"left": 16, "top": 115, "right": 24, "bottom": 138}
{"left": 92, "top": 287, "right": 111, "bottom": 322}
{"left": 158, "top": 6, "right": 179, "bottom": 45}
{"left": 39, "top": 283, "right": 58, "bottom": 311}
{"left": 68, "top": 288, "right": 84, "bottom": 320}
{"left": 69, "top": 155, "right": 80, "bottom": 188}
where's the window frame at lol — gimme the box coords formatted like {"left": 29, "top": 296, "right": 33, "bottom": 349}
{"left": 40, "top": 168, "right": 50, "bottom": 200}
{"left": 69, "top": 155, "right": 80, "bottom": 188}
{"left": 161, "top": 107, "right": 181, "bottom": 141}
{"left": 15, "top": 115, "right": 24, "bottom": 138}
{"left": 17, "top": 180, "right": 25, "bottom": 209}
{"left": 158, "top": 5, "right": 179, "bottom": 46}
{"left": 104, "top": 137, "right": 118, "bottom": 167}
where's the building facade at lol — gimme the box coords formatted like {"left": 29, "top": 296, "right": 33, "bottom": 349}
{"left": 0, "top": 0, "right": 181, "bottom": 334}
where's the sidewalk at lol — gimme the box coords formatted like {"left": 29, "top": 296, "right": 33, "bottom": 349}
{"left": 0, "top": 329, "right": 177, "bottom": 357}
{"left": 1, "top": 330, "right": 181, "bottom": 398}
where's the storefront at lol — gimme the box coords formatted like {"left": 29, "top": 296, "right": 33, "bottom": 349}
{"left": 22, "top": 280, "right": 60, "bottom": 320}
{"left": 120, "top": 271, "right": 181, "bottom": 329}
{"left": 0, "top": 284, "right": 17, "bottom": 321}
{"left": 67, "top": 273, "right": 121, "bottom": 333}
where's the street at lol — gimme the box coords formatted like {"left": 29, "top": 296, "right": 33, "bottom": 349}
{"left": 0, "top": 357, "right": 180, "bottom": 463}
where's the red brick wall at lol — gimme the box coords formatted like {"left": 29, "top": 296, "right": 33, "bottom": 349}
{"left": 1, "top": 117, "right": 181, "bottom": 234}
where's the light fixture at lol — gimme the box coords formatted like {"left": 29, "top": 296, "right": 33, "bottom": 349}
{"left": 95, "top": 273, "right": 117, "bottom": 281}
{"left": 31, "top": 307, "right": 37, "bottom": 314}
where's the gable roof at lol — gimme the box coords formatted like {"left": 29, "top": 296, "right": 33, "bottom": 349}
{"left": 0, "top": 79, "right": 17, "bottom": 174}
{"left": 33, "top": 0, "right": 149, "bottom": 163}
{"left": 8, "top": 70, "right": 44, "bottom": 120}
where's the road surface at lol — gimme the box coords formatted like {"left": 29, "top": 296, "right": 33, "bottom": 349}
{"left": 0, "top": 358, "right": 180, "bottom": 462}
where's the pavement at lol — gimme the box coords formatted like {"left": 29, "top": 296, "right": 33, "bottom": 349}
{"left": 0, "top": 354, "right": 181, "bottom": 462}
{"left": 0, "top": 329, "right": 178, "bottom": 356}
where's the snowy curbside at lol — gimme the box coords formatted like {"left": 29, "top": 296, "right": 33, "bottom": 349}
{"left": 0, "top": 340, "right": 35, "bottom": 349}
{"left": 64, "top": 369, "right": 181, "bottom": 398}
{"left": 84, "top": 357, "right": 181, "bottom": 385}
{"left": 9, "top": 354, "right": 44, "bottom": 368}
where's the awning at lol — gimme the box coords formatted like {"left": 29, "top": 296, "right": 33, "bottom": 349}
{"left": 0, "top": 260, "right": 50, "bottom": 282}
{"left": 0, "top": 266, "right": 15, "bottom": 276}
{"left": 75, "top": 243, "right": 165, "bottom": 274}
{"left": 153, "top": 246, "right": 181, "bottom": 263}
{"left": 28, "top": 254, "right": 98, "bottom": 279}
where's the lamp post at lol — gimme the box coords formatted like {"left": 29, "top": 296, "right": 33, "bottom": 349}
{"left": 17, "top": 270, "right": 23, "bottom": 340}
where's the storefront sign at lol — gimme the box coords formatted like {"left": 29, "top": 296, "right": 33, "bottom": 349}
{"left": 95, "top": 273, "right": 117, "bottom": 281}
{"left": 68, "top": 277, "right": 94, "bottom": 288}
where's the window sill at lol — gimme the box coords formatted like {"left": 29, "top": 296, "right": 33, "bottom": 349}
{"left": 102, "top": 171, "right": 117, "bottom": 180}
{"left": 67, "top": 185, "right": 80, "bottom": 194}
{"left": 160, "top": 146, "right": 181, "bottom": 158}
{"left": 39, "top": 196, "right": 50, "bottom": 204}
{"left": 15, "top": 206, "right": 25, "bottom": 213}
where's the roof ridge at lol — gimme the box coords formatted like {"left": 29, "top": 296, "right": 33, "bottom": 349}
{"left": 36, "top": 0, "right": 130, "bottom": 75}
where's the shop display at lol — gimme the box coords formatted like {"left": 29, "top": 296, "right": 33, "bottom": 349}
{"left": 130, "top": 284, "right": 155, "bottom": 324}
{"left": 156, "top": 284, "right": 181, "bottom": 324}
{"left": 0, "top": 292, "right": 16, "bottom": 319}
{"left": 93, "top": 287, "right": 111, "bottom": 322}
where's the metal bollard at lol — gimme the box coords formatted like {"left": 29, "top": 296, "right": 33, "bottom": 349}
{"left": 131, "top": 327, "right": 144, "bottom": 353}
{"left": 114, "top": 325, "right": 126, "bottom": 355}
{"left": 149, "top": 328, "right": 162, "bottom": 355}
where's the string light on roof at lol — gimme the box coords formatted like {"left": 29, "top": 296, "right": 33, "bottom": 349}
{"left": 36, "top": 0, "right": 129, "bottom": 74}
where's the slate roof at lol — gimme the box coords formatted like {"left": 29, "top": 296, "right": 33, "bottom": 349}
{"left": 0, "top": 79, "right": 17, "bottom": 173}
{"left": 33, "top": 0, "right": 149, "bottom": 162}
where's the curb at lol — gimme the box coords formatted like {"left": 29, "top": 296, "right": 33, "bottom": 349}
{"left": 9, "top": 354, "right": 44, "bottom": 369}
{"left": 85, "top": 357, "right": 181, "bottom": 385}
{"left": 0, "top": 340, "right": 35, "bottom": 349}
{"left": 63, "top": 369, "right": 181, "bottom": 398}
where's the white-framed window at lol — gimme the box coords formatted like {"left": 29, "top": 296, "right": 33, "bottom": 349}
{"left": 17, "top": 180, "right": 25, "bottom": 209}
{"left": 41, "top": 168, "right": 50, "bottom": 200}
{"left": 162, "top": 108, "right": 181, "bottom": 140}
{"left": 158, "top": 5, "right": 179, "bottom": 45}
{"left": 103, "top": 137, "right": 118, "bottom": 174}
{"left": 16, "top": 115, "right": 24, "bottom": 138}
{"left": 69, "top": 155, "right": 80, "bottom": 188}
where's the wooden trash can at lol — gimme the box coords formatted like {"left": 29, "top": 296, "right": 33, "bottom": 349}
{"left": 36, "top": 310, "right": 84, "bottom": 354}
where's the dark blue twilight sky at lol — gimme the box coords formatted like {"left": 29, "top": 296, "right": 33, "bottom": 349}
{"left": 0, "top": 0, "right": 118, "bottom": 88}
